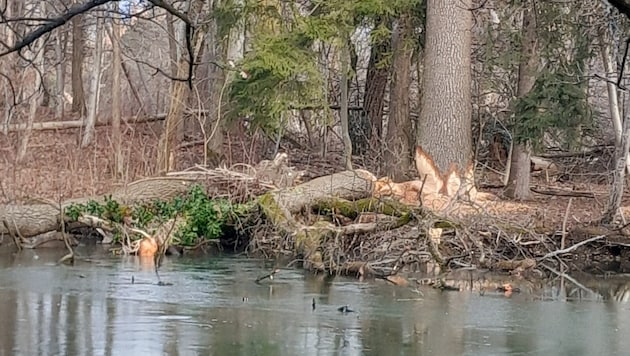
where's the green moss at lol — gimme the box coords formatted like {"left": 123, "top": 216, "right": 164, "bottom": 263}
{"left": 312, "top": 197, "right": 412, "bottom": 219}
{"left": 257, "top": 193, "right": 289, "bottom": 226}
{"left": 65, "top": 185, "right": 249, "bottom": 247}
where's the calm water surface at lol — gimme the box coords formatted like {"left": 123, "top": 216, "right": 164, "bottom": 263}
{"left": 0, "top": 247, "right": 629, "bottom": 356}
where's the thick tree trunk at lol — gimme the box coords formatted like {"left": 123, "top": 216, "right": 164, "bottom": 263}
{"left": 384, "top": 14, "right": 414, "bottom": 181}
{"left": 504, "top": 4, "right": 539, "bottom": 200}
{"left": 363, "top": 16, "right": 391, "bottom": 143}
{"left": 346, "top": 40, "right": 369, "bottom": 156}
{"left": 415, "top": 0, "right": 474, "bottom": 197}
{"left": 71, "top": 12, "right": 86, "bottom": 116}
{"left": 0, "top": 178, "right": 197, "bottom": 238}
{"left": 81, "top": 14, "right": 103, "bottom": 148}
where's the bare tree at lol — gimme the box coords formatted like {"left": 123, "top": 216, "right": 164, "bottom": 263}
{"left": 601, "top": 108, "right": 630, "bottom": 225}
{"left": 71, "top": 7, "right": 86, "bottom": 115}
{"left": 17, "top": 1, "right": 46, "bottom": 163}
{"left": 504, "top": 2, "right": 539, "bottom": 200}
{"left": 110, "top": 5, "right": 123, "bottom": 178}
{"left": 54, "top": 28, "right": 67, "bottom": 119}
{"left": 81, "top": 12, "right": 104, "bottom": 147}
{"left": 156, "top": 0, "right": 206, "bottom": 173}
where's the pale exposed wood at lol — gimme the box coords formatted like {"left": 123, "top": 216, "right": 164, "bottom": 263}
{"left": 415, "top": 0, "right": 474, "bottom": 198}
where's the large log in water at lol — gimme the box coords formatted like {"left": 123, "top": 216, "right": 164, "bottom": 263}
{"left": 0, "top": 177, "right": 197, "bottom": 238}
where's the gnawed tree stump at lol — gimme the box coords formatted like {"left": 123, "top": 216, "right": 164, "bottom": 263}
{"left": 0, "top": 177, "right": 197, "bottom": 238}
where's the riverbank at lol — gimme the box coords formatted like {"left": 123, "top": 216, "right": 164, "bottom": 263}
{"left": 1, "top": 127, "right": 629, "bottom": 280}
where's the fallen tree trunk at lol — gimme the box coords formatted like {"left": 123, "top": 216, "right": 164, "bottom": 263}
{"left": 255, "top": 169, "right": 428, "bottom": 272}
{"left": 262, "top": 169, "right": 376, "bottom": 220}
{"left": 2, "top": 110, "right": 209, "bottom": 133}
{"left": 0, "top": 177, "right": 197, "bottom": 237}
{"left": 3, "top": 115, "right": 165, "bottom": 133}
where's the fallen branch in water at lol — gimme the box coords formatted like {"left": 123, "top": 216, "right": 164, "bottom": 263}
{"left": 540, "top": 263, "right": 597, "bottom": 295}
{"left": 537, "top": 235, "right": 606, "bottom": 262}
{"left": 58, "top": 201, "right": 74, "bottom": 265}
{"left": 255, "top": 268, "right": 281, "bottom": 283}
{"left": 2, "top": 219, "right": 23, "bottom": 251}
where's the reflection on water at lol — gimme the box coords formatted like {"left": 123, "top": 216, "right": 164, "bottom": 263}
{"left": 1, "top": 247, "right": 630, "bottom": 355}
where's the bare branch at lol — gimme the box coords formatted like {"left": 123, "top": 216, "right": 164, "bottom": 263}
{"left": 0, "top": 0, "right": 195, "bottom": 59}
{"left": 0, "top": 0, "right": 113, "bottom": 57}
{"left": 146, "top": 0, "right": 193, "bottom": 25}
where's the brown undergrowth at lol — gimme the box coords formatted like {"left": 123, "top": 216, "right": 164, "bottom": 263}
{"left": 2, "top": 124, "right": 630, "bottom": 279}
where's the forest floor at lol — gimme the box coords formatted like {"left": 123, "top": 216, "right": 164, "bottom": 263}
{"left": 0, "top": 122, "right": 627, "bottom": 236}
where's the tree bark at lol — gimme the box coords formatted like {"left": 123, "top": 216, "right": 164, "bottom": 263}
{"left": 384, "top": 14, "right": 414, "bottom": 181}
{"left": 599, "top": 20, "right": 630, "bottom": 174}
{"left": 504, "top": 3, "right": 539, "bottom": 200}
{"left": 363, "top": 16, "right": 391, "bottom": 143}
{"left": 601, "top": 111, "right": 630, "bottom": 225}
{"left": 340, "top": 41, "right": 353, "bottom": 170}
{"left": 0, "top": 177, "right": 198, "bottom": 238}
{"left": 202, "top": 17, "right": 228, "bottom": 167}
{"left": 71, "top": 10, "right": 86, "bottom": 116}
{"left": 54, "top": 29, "right": 66, "bottom": 119}
{"left": 17, "top": 2, "right": 45, "bottom": 163}
{"left": 156, "top": 0, "right": 206, "bottom": 173}
{"left": 415, "top": 0, "right": 474, "bottom": 197}
{"left": 81, "top": 14, "right": 103, "bottom": 147}
{"left": 110, "top": 10, "right": 123, "bottom": 178}
{"left": 346, "top": 39, "right": 369, "bottom": 156}
{"left": 1, "top": 0, "right": 16, "bottom": 133}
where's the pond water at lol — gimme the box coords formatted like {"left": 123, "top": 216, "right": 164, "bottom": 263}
{"left": 1, "top": 247, "right": 630, "bottom": 356}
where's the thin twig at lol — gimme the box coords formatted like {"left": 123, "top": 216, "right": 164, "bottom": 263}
{"left": 537, "top": 235, "right": 606, "bottom": 262}
{"left": 540, "top": 263, "right": 597, "bottom": 296}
